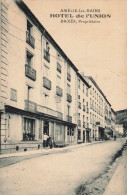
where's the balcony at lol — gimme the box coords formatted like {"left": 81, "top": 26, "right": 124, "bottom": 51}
{"left": 67, "top": 93, "right": 72, "bottom": 103}
{"left": 67, "top": 115, "right": 72, "bottom": 122}
{"left": 26, "top": 31, "right": 35, "bottom": 48}
{"left": 67, "top": 72, "right": 71, "bottom": 82}
{"left": 56, "top": 86, "right": 63, "bottom": 97}
{"left": 44, "top": 49, "right": 50, "bottom": 63}
{"left": 25, "top": 100, "right": 37, "bottom": 113}
{"left": 57, "top": 62, "right": 61, "bottom": 73}
{"left": 37, "top": 105, "right": 63, "bottom": 120}
{"left": 83, "top": 105, "right": 85, "bottom": 112}
{"left": 78, "top": 120, "right": 81, "bottom": 126}
{"left": 78, "top": 102, "right": 81, "bottom": 109}
{"left": 25, "top": 64, "right": 36, "bottom": 81}
{"left": 83, "top": 122, "right": 85, "bottom": 128}
{"left": 43, "top": 77, "right": 51, "bottom": 90}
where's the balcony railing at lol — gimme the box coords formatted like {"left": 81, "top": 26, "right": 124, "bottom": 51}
{"left": 43, "top": 77, "right": 51, "bottom": 90}
{"left": 67, "top": 72, "right": 71, "bottom": 82}
{"left": 67, "top": 115, "right": 72, "bottom": 122}
{"left": 25, "top": 64, "right": 36, "bottom": 81}
{"left": 83, "top": 105, "right": 85, "bottom": 112}
{"left": 83, "top": 122, "right": 85, "bottom": 128}
{"left": 25, "top": 100, "right": 63, "bottom": 119}
{"left": 25, "top": 100, "right": 37, "bottom": 113}
{"left": 57, "top": 62, "right": 61, "bottom": 73}
{"left": 37, "top": 105, "right": 63, "bottom": 120}
{"left": 56, "top": 86, "right": 63, "bottom": 97}
{"left": 44, "top": 49, "right": 50, "bottom": 63}
{"left": 67, "top": 93, "right": 72, "bottom": 103}
{"left": 78, "top": 120, "right": 81, "bottom": 126}
{"left": 26, "top": 31, "right": 35, "bottom": 48}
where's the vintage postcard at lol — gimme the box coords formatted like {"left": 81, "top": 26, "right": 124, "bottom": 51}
{"left": 0, "top": 0, "right": 127, "bottom": 194}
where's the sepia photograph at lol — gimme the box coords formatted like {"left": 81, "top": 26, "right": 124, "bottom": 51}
{"left": 0, "top": 0, "right": 127, "bottom": 194}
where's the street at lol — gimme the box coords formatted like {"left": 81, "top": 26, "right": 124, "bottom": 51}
{"left": 0, "top": 139, "right": 126, "bottom": 195}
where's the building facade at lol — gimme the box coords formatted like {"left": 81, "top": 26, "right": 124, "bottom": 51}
{"left": 77, "top": 73, "right": 90, "bottom": 143}
{"left": 0, "top": 0, "right": 116, "bottom": 154}
{"left": 83, "top": 76, "right": 106, "bottom": 141}
{"left": 0, "top": 0, "right": 80, "bottom": 154}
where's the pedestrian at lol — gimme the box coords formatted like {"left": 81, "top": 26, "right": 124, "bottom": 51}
{"left": 48, "top": 136, "right": 53, "bottom": 149}
{"left": 43, "top": 133, "right": 48, "bottom": 148}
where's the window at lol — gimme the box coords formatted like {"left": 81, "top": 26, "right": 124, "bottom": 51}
{"left": 95, "top": 102, "right": 96, "bottom": 112}
{"left": 27, "top": 20, "right": 33, "bottom": 34}
{"left": 93, "top": 88, "right": 94, "bottom": 97}
{"left": 90, "top": 87, "right": 92, "bottom": 95}
{"left": 57, "top": 62, "right": 61, "bottom": 73}
{"left": 26, "top": 50, "right": 33, "bottom": 66}
{"left": 83, "top": 84, "right": 85, "bottom": 93}
{"left": 46, "top": 41, "right": 50, "bottom": 52}
{"left": 67, "top": 64, "right": 71, "bottom": 81}
{"left": 23, "top": 118, "right": 35, "bottom": 141}
{"left": 67, "top": 83, "right": 71, "bottom": 93}
{"left": 90, "top": 112, "right": 92, "bottom": 123}
{"left": 78, "top": 79, "right": 80, "bottom": 89}
{"left": 26, "top": 20, "right": 35, "bottom": 48}
{"left": 67, "top": 64, "right": 70, "bottom": 74}
{"left": 93, "top": 114, "right": 94, "bottom": 124}
{"left": 44, "top": 40, "right": 50, "bottom": 62}
{"left": 78, "top": 113, "right": 80, "bottom": 120}
{"left": 27, "top": 85, "right": 32, "bottom": 100}
{"left": 67, "top": 105, "right": 70, "bottom": 116}
{"left": 10, "top": 88, "right": 17, "bottom": 102}
{"left": 86, "top": 87, "right": 88, "bottom": 96}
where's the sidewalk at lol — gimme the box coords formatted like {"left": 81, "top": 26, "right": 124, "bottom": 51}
{"left": 0, "top": 141, "right": 103, "bottom": 159}
{"left": 103, "top": 144, "right": 127, "bottom": 195}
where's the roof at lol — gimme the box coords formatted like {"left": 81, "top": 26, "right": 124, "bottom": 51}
{"left": 15, "top": 0, "right": 78, "bottom": 72}
{"left": 77, "top": 72, "right": 90, "bottom": 88}
{"left": 111, "top": 108, "right": 116, "bottom": 115}
{"left": 84, "top": 76, "right": 111, "bottom": 106}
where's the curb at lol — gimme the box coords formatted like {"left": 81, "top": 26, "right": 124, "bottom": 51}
{"left": 0, "top": 141, "right": 104, "bottom": 159}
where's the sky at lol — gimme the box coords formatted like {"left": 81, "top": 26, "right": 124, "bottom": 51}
{"left": 23, "top": 0, "right": 127, "bottom": 111}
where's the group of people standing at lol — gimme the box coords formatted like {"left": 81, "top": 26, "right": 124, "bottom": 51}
{"left": 43, "top": 133, "right": 53, "bottom": 148}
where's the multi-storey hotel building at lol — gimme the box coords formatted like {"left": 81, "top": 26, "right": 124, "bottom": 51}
{"left": 77, "top": 73, "right": 90, "bottom": 143}
{"left": 0, "top": 0, "right": 81, "bottom": 154}
{"left": 0, "top": 0, "right": 116, "bottom": 154}
{"left": 83, "top": 76, "right": 105, "bottom": 141}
